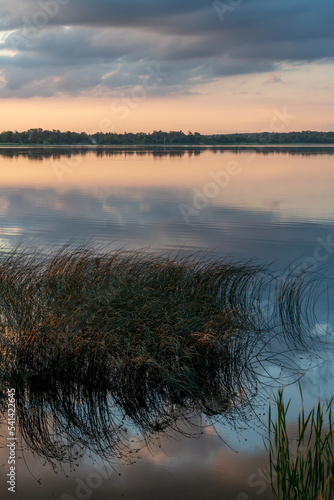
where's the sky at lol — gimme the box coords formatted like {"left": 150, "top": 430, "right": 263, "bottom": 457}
{"left": 0, "top": 0, "right": 333, "bottom": 133}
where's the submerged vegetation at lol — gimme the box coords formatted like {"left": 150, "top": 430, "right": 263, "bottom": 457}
{"left": 268, "top": 386, "right": 334, "bottom": 500}
{"left": 0, "top": 246, "right": 325, "bottom": 466}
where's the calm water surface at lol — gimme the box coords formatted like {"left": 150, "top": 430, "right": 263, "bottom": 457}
{"left": 1, "top": 146, "right": 334, "bottom": 499}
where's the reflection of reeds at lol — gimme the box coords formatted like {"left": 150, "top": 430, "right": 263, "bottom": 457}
{"left": 0, "top": 246, "right": 322, "bottom": 466}
{"left": 268, "top": 386, "right": 334, "bottom": 500}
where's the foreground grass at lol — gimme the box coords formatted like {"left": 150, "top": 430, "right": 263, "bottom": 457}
{"left": 268, "top": 386, "right": 334, "bottom": 500}
{"left": 0, "top": 246, "right": 320, "bottom": 387}
{"left": 0, "top": 249, "right": 266, "bottom": 407}
{"left": 0, "top": 245, "right": 323, "bottom": 466}
{"left": 0, "top": 246, "right": 314, "bottom": 388}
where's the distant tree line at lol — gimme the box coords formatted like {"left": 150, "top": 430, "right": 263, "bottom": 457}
{"left": 1, "top": 128, "right": 334, "bottom": 145}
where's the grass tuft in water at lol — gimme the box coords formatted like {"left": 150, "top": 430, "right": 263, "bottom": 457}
{"left": 0, "top": 245, "right": 317, "bottom": 388}
{"left": 0, "top": 245, "right": 326, "bottom": 467}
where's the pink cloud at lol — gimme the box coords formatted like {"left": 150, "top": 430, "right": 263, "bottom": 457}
{"left": 263, "top": 73, "right": 286, "bottom": 84}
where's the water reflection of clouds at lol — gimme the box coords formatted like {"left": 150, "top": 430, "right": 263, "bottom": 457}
{"left": 1, "top": 149, "right": 334, "bottom": 225}
{"left": 0, "top": 197, "right": 9, "bottom": 215}
{"left": 0, "top": 420, "right": 272, "bottom": 500}
{"left": 1, "top": 187, "right": 334, "bottom": 270}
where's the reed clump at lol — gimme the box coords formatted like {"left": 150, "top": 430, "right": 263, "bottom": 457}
{"left": 0, "top": 246, "right": 322, "bottom": 467}
{"left": 0, "top": 247, "right": 316, "bottom": 391}
{"left": 0, "top": 247, "right": 264, "bottom": 396}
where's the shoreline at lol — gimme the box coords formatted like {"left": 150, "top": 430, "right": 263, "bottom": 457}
{"left": 1, "top": 143, "right": 334, "bottom": 148}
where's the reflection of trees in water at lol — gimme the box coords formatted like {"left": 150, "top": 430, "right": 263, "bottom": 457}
{"left": 0, "top": 246, "right": 325, "bottom": 469}
{"left": 0, "top": 146, "right": 333, "bottom": 160}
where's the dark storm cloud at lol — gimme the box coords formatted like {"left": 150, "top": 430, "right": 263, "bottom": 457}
{"left": 2, "top": 0, "right": 211, "bottom": 32}
{"left": 0, "top": 0, "right": 333, "bottom": 97}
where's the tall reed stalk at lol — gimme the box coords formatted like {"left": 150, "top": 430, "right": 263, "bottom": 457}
{"left": 268, "top": 385, "right": 334, "bottom": 500}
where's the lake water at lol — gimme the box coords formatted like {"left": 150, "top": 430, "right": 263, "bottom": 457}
{"left": 0, "top": 146, "right": 334, "bottom": 499}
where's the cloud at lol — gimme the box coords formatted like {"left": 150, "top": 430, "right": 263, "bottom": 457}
{"left": 263, "top": 73, "right": 286, "bottom": 85}
{"left": 0, "top": 0, "right": 333, "bottom": 98}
